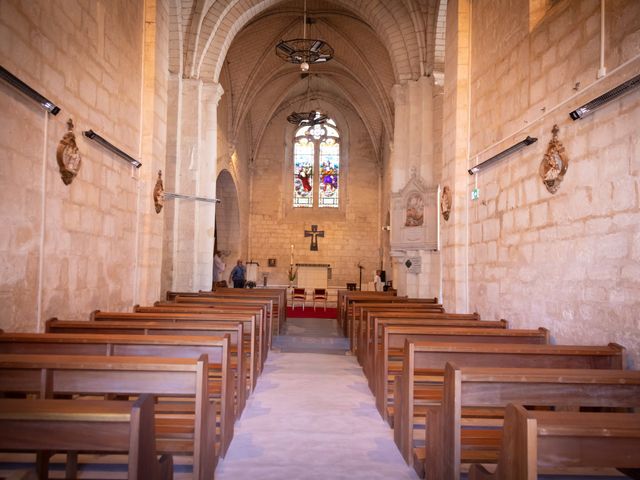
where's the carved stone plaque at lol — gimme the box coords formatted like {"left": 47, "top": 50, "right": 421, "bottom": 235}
{"left": 153, "top": 170, "right": 164, "bottom": 213}
{"left": 56, "top": 119, "right": 82, "bottom": 185}
{"left": 390, "top": 171, "right": 438, "bottom": 250}
{"left": 539, "top": 124, "right": 568, "bottom": 194}
{"left": 440, "top": 185, "right": 452, "bottom": 221}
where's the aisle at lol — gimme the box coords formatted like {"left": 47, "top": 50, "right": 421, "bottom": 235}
{"left": 215, "top": 319, "right": 419, "bottom": 480}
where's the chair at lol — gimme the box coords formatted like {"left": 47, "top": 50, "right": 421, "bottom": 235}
{"left": 292, "top": 288, "right": 307, "bottom": 310}
{"left": 313, "top": 288, "right": 327, "bottom": 311}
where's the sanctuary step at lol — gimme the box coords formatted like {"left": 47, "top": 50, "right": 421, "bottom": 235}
{"left": 272, "top": 317, "right": 349, "bottom": 354}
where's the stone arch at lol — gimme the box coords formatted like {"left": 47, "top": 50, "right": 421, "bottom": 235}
{"left": 215, "top": 169, "right": 241, "bottom": 280}
{"left": 172, "top": 0, "right": 423, "bottom": 84}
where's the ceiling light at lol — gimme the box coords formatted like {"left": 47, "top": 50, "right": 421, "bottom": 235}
{"left": 275, "top": 0, "right": 333, "bottom": 71}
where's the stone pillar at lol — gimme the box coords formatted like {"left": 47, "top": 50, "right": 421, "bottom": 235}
{"left": 194, "top": 82, "right": 224, "bottom": 289}
{"left": 389, "top": 77, "right": 441, "bottom": 299}
{"left": 441, "top": 0, "right": 471, "bottom": 312}
{"left": 169, "top": 79, "right": 223, "bottom": 291}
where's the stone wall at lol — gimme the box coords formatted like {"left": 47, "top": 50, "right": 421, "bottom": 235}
{"left": 0, "top": 0, "right": 167, "bottom": 330}
{"left": 443, "top": 0, "right": 640, "bottom": 366}
{"left": 248, "top": 106, "right": 382, "bottom": 288}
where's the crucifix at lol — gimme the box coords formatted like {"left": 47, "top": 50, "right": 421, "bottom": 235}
{"left": 304, "top": 225, "right": 324, "bottom": 251}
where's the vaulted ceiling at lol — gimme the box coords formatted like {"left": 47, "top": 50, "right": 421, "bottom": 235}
{"left": 169, "top": 0, "right": 447, "bottom": 158}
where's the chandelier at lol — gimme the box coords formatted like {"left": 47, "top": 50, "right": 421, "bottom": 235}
{"left": 286, "top": 75, "right": 327, "bottom": 127}
{"left": 275, "top": 0, "right": 334, "bottom": 72}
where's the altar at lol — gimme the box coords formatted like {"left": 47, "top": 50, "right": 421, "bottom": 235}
{"left": 295, "top": 263, "right": 330, "bottom": 289}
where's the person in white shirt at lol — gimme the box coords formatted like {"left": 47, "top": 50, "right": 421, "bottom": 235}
{"left": 374, "top": 270, "right": 383, "bottom": 292}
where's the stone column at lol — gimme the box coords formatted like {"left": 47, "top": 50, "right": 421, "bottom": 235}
{"left": 169, "top": 79, "right": 223, "bottom": 291}
{"left": 389, "top": 77, "right": 441, "bottom": 298}
{"left": 194, "top": 82, "right": 224, "bottom": 289}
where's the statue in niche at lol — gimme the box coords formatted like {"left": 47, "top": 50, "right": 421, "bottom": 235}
{"left": 539, "top": 124, "right": 568, "bottom": 194}
{"left": 440, "top": 185, "right": 452, "bottom": 221}
{"left": 404, "top": 192, "right": 424, "bottom": 227}
{"left": 153, "top": 170, "right": 164, "bottom": 213}
{"left": 56, "top": 119, "right": 82, "bottom": 185}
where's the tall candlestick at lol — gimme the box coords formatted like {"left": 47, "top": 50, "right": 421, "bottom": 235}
{"left": 290, "top": 244, "right": 294, "bottom": 265}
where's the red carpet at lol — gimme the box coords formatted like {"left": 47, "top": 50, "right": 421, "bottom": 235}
{"left": 286, "top": 306, "right": 338, "bottom": 319}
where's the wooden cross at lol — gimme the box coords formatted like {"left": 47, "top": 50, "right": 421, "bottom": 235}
{"left": 304, "top": 225, "right": 324, "bottom": 251}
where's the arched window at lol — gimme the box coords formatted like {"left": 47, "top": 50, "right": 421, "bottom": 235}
{"left": 293, "top": 117, "right": 340, "bottom": 208}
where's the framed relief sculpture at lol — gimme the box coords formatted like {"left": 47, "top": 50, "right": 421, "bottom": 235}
{"left": 56, "top": 119, "right": 82, "bottom": 185}
{"left": 539, "top": 124, "right": 568, "bottom": 194}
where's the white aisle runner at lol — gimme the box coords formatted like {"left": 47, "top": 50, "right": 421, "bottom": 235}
{"left": 215, "top": 351, "right": 419, "bottom": 480}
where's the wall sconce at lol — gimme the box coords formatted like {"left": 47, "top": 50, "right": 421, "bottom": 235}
{"left": 569, "top": 72, "right": 640, "bottom": 120}
{"left": 468, "top": 136, "right": 537, "bottom": 175}
{"left": 0, "top": 65, "right": 60, "bottom": 115}
{"left": 83, "top": 130, "right": 142, "bottom": 168}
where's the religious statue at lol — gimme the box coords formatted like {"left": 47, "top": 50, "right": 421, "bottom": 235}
{"left": 153, "top": 170, "right": 165, "bottom": 213}
{"left": 539, "top": 124, "right": 569, "bottom": 194}
{"left": 440, "top": 185, "right": 452, "bottom": 221}
{"left": 56, "top": 119, "right": 82, "bottom": 185}
{"left": 404, "top": 192, "right": 424, "bottom": 227}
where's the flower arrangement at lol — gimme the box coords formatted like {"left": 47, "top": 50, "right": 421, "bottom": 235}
{"left": 287, "top": 265, "right": 297, "bottom": 282}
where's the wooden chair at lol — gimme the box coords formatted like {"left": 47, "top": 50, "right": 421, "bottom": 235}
{"left": 292, "top": 288, "right": 306, "bottom": 310}
{"left": 313, "top": 288, "right": 327, "bottom": 311}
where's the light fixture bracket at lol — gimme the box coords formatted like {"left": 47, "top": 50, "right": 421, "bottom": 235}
{"left": 83, "top": 130, "right": 142, "bottom": 168}
{"left": 468, "top": 136, "right": 537, "bottom": 175}
{"left": 0, "top": 65, "right": 60, "bottom": 115}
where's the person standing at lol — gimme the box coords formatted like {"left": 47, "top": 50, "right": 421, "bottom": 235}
{"left": 229, "top": 260, "right": 246, "bottom": 288}
{"left": 374, "top": 270, "right": 383, "bottom": 292}
{"left": 213, "top": 250, "right": 226, "bottom": 284}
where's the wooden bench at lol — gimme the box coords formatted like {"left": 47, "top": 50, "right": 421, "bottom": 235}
{"left": 0, "top": 353, "right": 216, "bottom": 480}
{"left": 375, "top": 327, "right": 549, "bottom": 423}
{"left": 339, "top": 291, "right": 401, "bottom": 335}
{"left": 45, "top": 319, "right": 249, "bottom": 415}
{"left": 347, "top": 302, "right": 444, "bottom": 352}
{"left": 360, "top": 313, "right": 498, "bottom": 379}
{"left": 0, "top": 395, "right": 172, "bottom": 480}
{"left": 210, "top": 288, "right": 287, "bottom": 336}
{"left": 427, "top": 364, "right": 640, "bottom": 479}
{"left": 0, "top": 332, "right": 235, "bottom": 458}
{"left": 393, "top": 341, "right": 625, "bottom": 468}
{"left": 170, "top": 296, "right": 273, "bottom": 349}
{"left": 92, "top": 309, "right": 262, "bottom": 389}
{"left": 468, "top": 404, "right": 640, "bottom": 480}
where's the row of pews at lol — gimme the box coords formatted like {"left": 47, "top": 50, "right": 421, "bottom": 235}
{"left": 338, "top": 290, "right": 640, "bottom": 479}
{"left": 0, "top": 287, "right": 287, "bottom": 479}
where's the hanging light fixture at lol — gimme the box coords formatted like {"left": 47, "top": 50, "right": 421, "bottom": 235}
{"left": 276, "top": 0, "right": 334, "bottom": 72}
{"left": 286, "top": 74, "right": 328, "bottom": 126}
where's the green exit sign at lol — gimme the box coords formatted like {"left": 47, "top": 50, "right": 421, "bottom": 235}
{"left": 471, "top": 188, "right": 480, "bottom": 200}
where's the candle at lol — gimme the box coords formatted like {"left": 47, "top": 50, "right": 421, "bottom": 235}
{"left": 290, "top": 244, "right": 294, "bottom": 265}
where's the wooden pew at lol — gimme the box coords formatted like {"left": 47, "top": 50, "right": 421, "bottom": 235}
{"left": 45, "top": 319, "right": 248, "bottom": 415}
{"left": 348, "top": 302, "right": 444, "bottom": 352}
{"left": 92, "top": 310, "right": 262, "bottom": 389}
{"left": 359, "top": 312, "right": 492, "bottom": 375}
{"left": 393, "top": 341, "right": 625, "bottom": 468}
{"left": 338, "top": 291, "right": 398, "bottom": 334}
{"left": 0, "top": 395, "right": 172, "bottom": 480}
{"left": 0, "top": 332, "right": 235, "bottom": 458}
{"left": 210, "top": 288, "right": 287, "bottom": 337}
{"left": 142, "top": 305, "right": 268, "bottom": 366}
{"left": 428, "top": 364, "right": 640, "bottom": 479}
{"left": 171, "top": 296, "right": 273, "bottom": 349}
{"left": 0, "top": 354, "right": 217, "bottom": 480}
{"left": 362, "top": 315, "right": 503, "bottom": 380}
{"left": 468, "top": 404, "right": 640, "bottom": 480}
{"left": 375, "top": 326, "right": 549, "bottom": 423}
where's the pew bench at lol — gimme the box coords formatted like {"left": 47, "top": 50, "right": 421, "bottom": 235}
{"left": 46, "top": 318, "right": 249, "bottom": 414}
{"left": 0, "top": 354, "right": 217, "bottom": 480}
{"left": 0, "top": 395, "right": 172, "bottom": 480}
{"left": 393, "top": 341, "right": 625, "bottom": 469}
{"left": 362, "top": 317, "right": 508, "bottom": 389}
{"left": 0, "top": 332, "right": 235, "bottom": 458}
{"left": 426, "top": 364, "right": 640, "bottom": 479}
{"left": 468, "top": 404, "right": 640, "bottom": 480}
{"left": 376, "top": 327, "right": 550, "bottom": 423}
{"left": 92, "top": 310, "right": 262, "bottom": 391}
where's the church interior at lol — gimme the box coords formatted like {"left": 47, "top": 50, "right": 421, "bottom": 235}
{"left": 1, "top": 0, "right": 640, "bottom": 478}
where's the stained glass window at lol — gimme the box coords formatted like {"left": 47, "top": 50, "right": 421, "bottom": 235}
{"left": 319, "top": 141, "right": 339, "bottom": 207}
{"left": 292, "top": 116, "right": 340, "bottom": 208}
{"left": 293, "top": 140, "right": 314, "bottom": 207}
